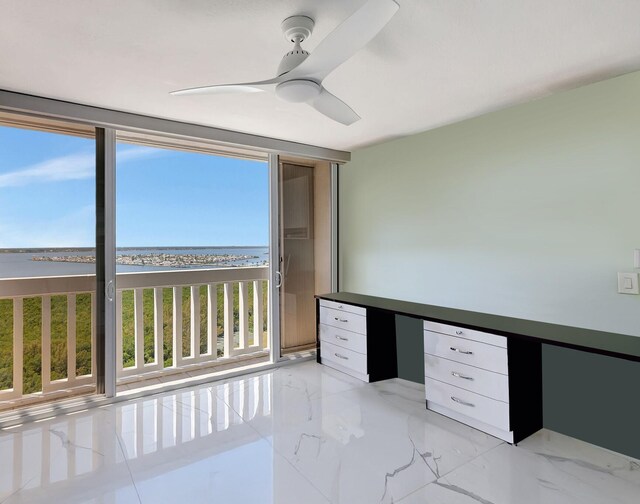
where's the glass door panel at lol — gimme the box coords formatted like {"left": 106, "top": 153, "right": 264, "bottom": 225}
{"left": 279, "top": 161, "right": 332, "bottom": 355}
{"left": 115, "top": 133, "right": 269, "bottom": 389}
{"left": 0, "top": 115, "right": 97, "bottom": 410}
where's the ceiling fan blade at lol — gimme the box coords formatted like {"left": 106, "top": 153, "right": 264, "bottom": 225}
{"left": 310, "top": 88, "right": 361, "bottom": 125}
{"left": 170, "top": 78, "right": 280, "bottom": 96}
{"left": 288, "top": 0, "right": 399, "bottom": 80}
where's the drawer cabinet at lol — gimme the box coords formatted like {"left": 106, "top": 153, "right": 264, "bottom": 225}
{"left": 317, "top": 294, "right": 543, "bottom": 446}
{"left": 317, "top": 299, "right": 398, "bottom": 383}
{"left": 424, "top": 320, "right": 514, "bottom": 442}
{"left": 318, "top": 301, "right": 369, "bottom": 382}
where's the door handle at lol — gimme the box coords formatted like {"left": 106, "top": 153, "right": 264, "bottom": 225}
{"left": 275, "top": 270, "right": 283, "bottom": 288}
{"left": 106, "top": 280, "right": 115, "bottom": 302}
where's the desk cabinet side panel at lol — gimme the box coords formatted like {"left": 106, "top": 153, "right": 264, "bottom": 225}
{"left": 366, "top": 308, "right": 398, "bottom": 382}
{"left": 316, "top": 299, "right": 322, "bottom": 364}
{"left": 508, "top": 337, "right": 543, "bottom": 444}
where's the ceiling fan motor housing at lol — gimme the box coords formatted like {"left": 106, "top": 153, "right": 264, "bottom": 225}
{"left": 277, "top": 41, "right": 310, "bottom": 76}
{"left": 277, "top": 15, "right": 314, "bottom": 76}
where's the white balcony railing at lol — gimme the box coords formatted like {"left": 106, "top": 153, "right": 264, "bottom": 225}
{"left": 0, "top": 266, "right": 269, "bottom": 406}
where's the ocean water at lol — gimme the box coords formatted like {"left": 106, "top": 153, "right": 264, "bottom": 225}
{"left": 0, "top": 247, "right": 269, "bottom": 279}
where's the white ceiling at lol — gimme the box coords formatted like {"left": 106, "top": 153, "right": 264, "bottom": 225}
{"left": 2, "top": 0, "right": 640, "bottom": 152}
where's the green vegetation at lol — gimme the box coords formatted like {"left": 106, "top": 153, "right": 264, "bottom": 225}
{"left": 0, "top": 283, "right": 268, "bottom": 395}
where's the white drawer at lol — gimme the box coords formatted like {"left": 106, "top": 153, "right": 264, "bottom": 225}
{"left": 320, "top": 307, "right": 367, "bottom": 335}
{"left": 424, "top": 331, "right": 508, "bottom": 375}
{"left": 425, "top": 378, "right": 510, "bottom": 432}
{"left": 424, "top": 320, "right": 506, "bottom": 348}
{"left": 320, "top": 340, "right": 367, "bottom": 375}
{"left": 424, "top": 354, "right": 509, "bottom": 403}
{"left": 319, "top": 323, "right": 367, "bottom": 355}
{"left": 319, "top": 299, "right": 366, "bottom": 317}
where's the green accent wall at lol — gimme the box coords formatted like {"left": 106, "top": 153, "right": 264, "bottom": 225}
{"left": 395, "top": 315, "right": 424, "bottom": 384}
{"left": 340, "top": 70, "right": 640, "bottom": 458}
{"left": 340, "top": 71, "right": 640, "bottom": 338}
{"left": 543, "top": 345, "right": 640, "bottom": 459}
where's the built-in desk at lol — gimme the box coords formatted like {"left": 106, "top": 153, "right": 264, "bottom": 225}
{"left": 315, "top": 292, "right": 640, "bottom": 446}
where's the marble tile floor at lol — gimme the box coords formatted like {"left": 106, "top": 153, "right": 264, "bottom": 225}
{"left": 0, "top": 361, "right": 638, "bottom": 504}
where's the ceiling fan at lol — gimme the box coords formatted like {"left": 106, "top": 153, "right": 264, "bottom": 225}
{"left": 170, "top": 0, "right": 399, "bottom": 125}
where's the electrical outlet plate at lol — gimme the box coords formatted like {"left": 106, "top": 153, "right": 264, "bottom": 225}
{"left": 618, "top": 272, "right": 639, "bottom": 295}
{"left": 634, "top": 249, "right": 640, "bottom": 269}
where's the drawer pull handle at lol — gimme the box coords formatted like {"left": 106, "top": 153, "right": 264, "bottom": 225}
{"left": 455, "top": 330, "right": 463, "bottom": 335}
{"left": 335, "top": 352, "right": 349, "bottom": 360}
{"left": 450, "top": 347, "right": 473, "bottom": 355}
{"left": 451, "top": 371, "right": 474, "bottom": 381}
{"left": 451, "top": 396, "right": 475, "bottom": 407}
{"left": 334, "top": 317, "right": 349, "bottom": 322}
{"left": 336, "top": 335, "right": 349, "bottom": 341}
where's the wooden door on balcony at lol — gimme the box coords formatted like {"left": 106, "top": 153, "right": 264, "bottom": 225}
{"left": 279, "top": 161, "right": 332, "bottom": 353}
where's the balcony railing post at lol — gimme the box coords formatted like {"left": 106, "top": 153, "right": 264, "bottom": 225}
{"left": 116, "top": 290, "right": 123, "bottom": 374}
{"left": 13, "top": 298, "right": 23, "bottom": 397}
{"left": 41, "top": 295, "right": 51, "bottom": 392}
{"left": 67, "top": 293, "right": 77, "bottom": 381}
{"left": 153, "top": 287, "right": 163, "bottom": 369}
{"left": 91, "top": 292, "right": 97, "bottom": 377}
{"left": 239, "top": 281, "right": 248, "bottom": 351}
{"left": 173, "top": 287, "right": 182, "bottom": 367}
{"left": 223, "top": 283, "right": 233, "bottom": 358}
{"left": 253, "top": 280, "right": 263, "bottom": 349}
{"left": 207, "top": 284, "right": 217, "bottom": 358}
{"left": 134, "top": 289, "right": 144, "bottom": 370}
{"left": 190, "top": 285, "right": 199, "bottom": 359}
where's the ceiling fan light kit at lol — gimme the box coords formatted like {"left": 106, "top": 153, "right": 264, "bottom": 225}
{"left": 170, "top": 0, "right": 399, "bottom": 125}
{"left": 276, "top": 79, "right": 321, "bottom": 103}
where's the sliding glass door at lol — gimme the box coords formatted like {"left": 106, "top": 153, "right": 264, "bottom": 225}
{"left": 0, "top": 114, "right": 99, "bottom": 410}
{"left": 0, "top": 110, "right": 336, "bottom": 408}
{"left": 113, "top": 133, "right": 270, "bottom": 390}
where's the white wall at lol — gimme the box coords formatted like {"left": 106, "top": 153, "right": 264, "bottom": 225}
{"left": 340, "top": 71, "right": 640, "bottom": 336}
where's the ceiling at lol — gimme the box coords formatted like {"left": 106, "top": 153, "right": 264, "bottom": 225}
{"left": 1, "top": 0, "right": 640, "bottom": 152}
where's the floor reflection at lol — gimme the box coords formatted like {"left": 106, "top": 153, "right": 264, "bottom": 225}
{"left": 0, "top": 373, "right": 277, "bottom": 504}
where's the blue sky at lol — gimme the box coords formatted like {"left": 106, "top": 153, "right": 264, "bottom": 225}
{"left": 0, "top": 126, "right": 268, "bottom": 248}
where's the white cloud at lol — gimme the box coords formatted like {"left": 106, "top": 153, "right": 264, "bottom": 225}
{"left": 0, "top": 145, "right": 161, "bottom": 188}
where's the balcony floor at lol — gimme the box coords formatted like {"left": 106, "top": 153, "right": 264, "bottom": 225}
{"left": 0, "top": 361, "right": 638, "bottom": 503}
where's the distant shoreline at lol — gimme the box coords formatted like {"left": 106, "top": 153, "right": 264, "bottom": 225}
{"left": 33, "top": 252, "right": 265, "bottom": 268}
{"left": 0, "top": 245, "right": 269, "bottom": 253}
{"left": 0, "top": 246, "right": 269, "bottom": 278}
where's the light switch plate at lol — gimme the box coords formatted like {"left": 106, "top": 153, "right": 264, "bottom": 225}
{"left": 618, "top": 272, "right": 639, "bottom": 294}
